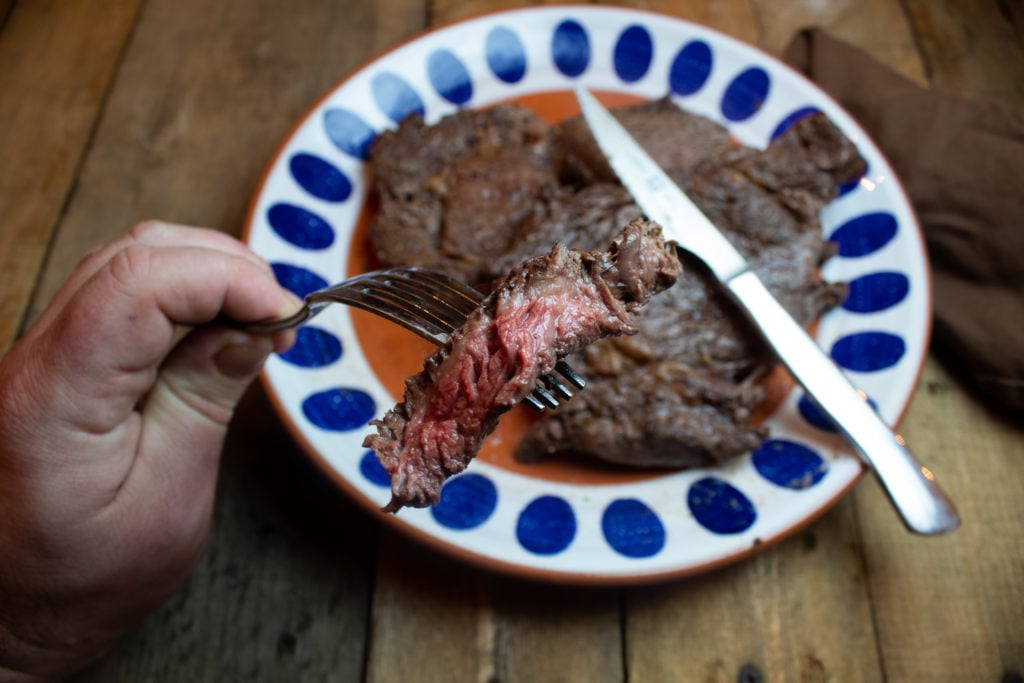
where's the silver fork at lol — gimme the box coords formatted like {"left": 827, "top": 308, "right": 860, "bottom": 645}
{"left": 246, "top": 266, "right": 585, "bottom": 411}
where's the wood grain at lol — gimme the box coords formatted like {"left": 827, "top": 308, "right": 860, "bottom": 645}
{"left": 752, "top": 0, "right": 927, "bottom": 82}
{"left": 367, "top": 529, "right": 625, "bottom": 683}
{"left": 903, "top": 0, "right": 1024, "bottom": 108}
{"left": 625, "top": 503, "right": 883, "bottom": 682}
{"left": 856, "top": 2, "right": 1024, "bottom": 679}
{"left": 0, "top": 0, "right": 139, "bottom": 351}
{"left": 857, "top": 362, "right": 1024, "bottom": 681}
{"left": 26, "top": 0, "right": 405, "bottom": 320}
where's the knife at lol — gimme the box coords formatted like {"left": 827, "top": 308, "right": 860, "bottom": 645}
{"left": 575, "top": 87, "right": 960, "bottom": 535}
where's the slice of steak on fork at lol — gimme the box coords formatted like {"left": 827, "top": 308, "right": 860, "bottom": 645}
{"left": 364, "top": 219, "right": 681, "bottom": 512}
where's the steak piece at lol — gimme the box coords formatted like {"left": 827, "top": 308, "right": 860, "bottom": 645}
{"left": 557, "top": 96, "right": 748, "bottom": 187}
{"left": 364, "top": 220, "right": 681, "bottom": 512}
{"left": 517, "top": 361, "right": 767, "bottom": 469}
{"left": 368, "top": 104, "right": 563, "bottom": 284}
{"left": 516, "top": 111, "right": 863, "bottom": 469}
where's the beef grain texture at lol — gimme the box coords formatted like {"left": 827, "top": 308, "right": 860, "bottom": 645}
{"left": 364, "top": 220, "right": 681, "bottom": 512}
{"left": 368, "top": 98, "right": 864, "bottom": 471}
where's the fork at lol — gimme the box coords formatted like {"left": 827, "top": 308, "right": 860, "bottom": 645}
{"left": 245, "top": 266, "right": 585, "bottom": 411}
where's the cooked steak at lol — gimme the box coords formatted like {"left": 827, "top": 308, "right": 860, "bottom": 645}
{"left": 364, "top": 220, "right": 681, "bottom": 512}
{"left": 367, "top": 98, "right": 864, "bottom": 473}
{"left": 556, "top": 96, "right": 748, "bottom": 187}
{"left": 516, "top": 111, "right": 861, "bottom": 468}
{"left": 368, "top": 104, "right": 562, "bottom": 284}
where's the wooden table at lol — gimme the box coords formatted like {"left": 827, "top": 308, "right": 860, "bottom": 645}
{"left": 2, "top": 1, "right": 1022, "bottom": 680}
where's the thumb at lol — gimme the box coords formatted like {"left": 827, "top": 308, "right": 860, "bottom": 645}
{"left": 139, "top": 328, "right": 276, "bottom": 478}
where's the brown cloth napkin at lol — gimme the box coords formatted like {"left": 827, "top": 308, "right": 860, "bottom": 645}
{"left": 784, "top": 28, "right": 1024, "bottom": 416}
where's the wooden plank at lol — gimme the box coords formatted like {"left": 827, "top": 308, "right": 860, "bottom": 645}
{"left": 858, "top": 359, "right": 1024, "bottom": 680}
{"left": 25, "top": 0, "right": 426, "bottom": 322}
{"left": 431, "top": 0, "right": 759, "bottom": 43}
{"left": 609, "top": 2, "right": 919, "bottom": 681}
{"left": 625, "top": 503, "right": 883, "bottom": 683}
{"left": 903, "top": 0, "right": 1024, "bottom": 108}
{"left": 850, "top": 3, "right": 1024, "bottom": 680}
{"left": 856, "top": 365, "right": 1024, "bottom": 682}
{"left": 753, "top": 0, "right": 927, "bottom": 82}
{"left": 367, "top": 530, "right": 624, "bottom": 683}
{"left": 27, "top": 0, "right": 413, "bottom": 677}
{"left": 604, "top": 0, "right": 760, "bottom": 43}
{"left": 366, "top": 531, "right": 489, "bottom": 683}
{"left": 486, "top": 576, "right": 622, "bottom": 683}
{"left": 0, "top": 0, "right": 140, "bottom": 351}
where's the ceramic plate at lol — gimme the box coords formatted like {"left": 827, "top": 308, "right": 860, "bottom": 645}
{"left": 244, "top": 6, "right": 929, "bottom": 584}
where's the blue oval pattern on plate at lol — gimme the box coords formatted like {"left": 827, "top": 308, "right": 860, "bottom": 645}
{"left": 669, "top": 40, "right": 713, "bottom": 95}
{"left": 289, "top": 153, "right": 352, "bottom": 203}
{"left": 613, "top": 24, "right": 653, "bottom": 83}
{"left": 602, "top": 498, "right": 665, "bottom": 558}
{"left": 753, "top": 439, "right": 827, "bottom": 489}
{"left": 843, "top": 271, "right": 910, "bottom": 313}
{"left": 831, "top": 331, "right": 906, "bottom": 372}
{"left": 517, "top": 495, "right": 576, "bottom": 555}
{"left": 278, "top": 327, "right": 342, "bottom": 368}
{"left": 432, "top": 474, "right": 498, "bottom": 530}
{"left": 798, "top": 393, "right": 879, "bottom": 433}
{"left": 323, "top": 108, "right": 377, "bottom": 160}
{"left": 486, "top": 26, "right": 527, "bottom": 83}
{"left": 267, "top": 202, "right": 335, "bottom": 250}
{"left": 721, "top": 66, "right": 770, "bottom": 121}
{"left": 797, "top": 395, "right": 839, "bottom": 433}
{"left": 771, "top": 106, "right": 820, "bottom": 140}
{"left": 372, "top": 71, "right": 425, "bottom": 123}
{"left": 688, "top": 477, "right": 757, "bottom": 534}
{"left": 359, "top": 450, "right": 391, "bottom": 487}
{"left": 830, "top": 212, "right": 898, "bottom": 257}
{"left": 302, "top": 388, "right": 376, "bottom": 431}
{"left": 271, "top": 262, "right": 328, "bottom": 298}
{"left": 429, "top": 49, "right": 473, "bottom": 105}
{"left": 551, "top": 20, "right": 590, "bottom": 77}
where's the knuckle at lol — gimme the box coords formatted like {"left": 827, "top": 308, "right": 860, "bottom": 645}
{"left": 105, "top": 244, "right": 154, "bottom": 292}
{"left": 128, "top": 219, "right": 169, "bottom": 242}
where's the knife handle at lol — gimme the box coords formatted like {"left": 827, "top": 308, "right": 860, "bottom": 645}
{"left": 726, "top": 269, "right": 960, "bottom": 535}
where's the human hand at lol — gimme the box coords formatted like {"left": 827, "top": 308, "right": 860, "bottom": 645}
{"left": 0, "top": 222, "right": 298, "bottom": 680}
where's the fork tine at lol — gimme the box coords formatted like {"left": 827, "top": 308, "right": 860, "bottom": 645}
{"left": 555, "top": 360, "right": 586, "bottom": 389}
{"left": 530, "top": 384, "right": 561, "bottom": 409}
{"left": 540, "top": 373, "right": 574, "bottom": 400}
{"left": 357, "top": 281, "right": 466, "bottom": 331}
{"left": 263, "top": 266, "right": 584, "bottom": 411}
{"left": 323, "top": 286, "right": 452, "bottom": 345}
{"left": 400, "top": 268, "right": 481, "bottom": 314}
{"left": 367, "top": 276, "right": 470, "bottom": 328}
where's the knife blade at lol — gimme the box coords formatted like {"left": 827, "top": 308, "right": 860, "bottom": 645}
{"left": 575, "top": 87, "right": 959, "bottom": 535}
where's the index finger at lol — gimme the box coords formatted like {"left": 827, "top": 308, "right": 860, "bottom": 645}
{"left": 24, "top": 243, "right": 297, "bottom": 436}
{"left": 30, "top": 222, "right": 273, "bottom": 341}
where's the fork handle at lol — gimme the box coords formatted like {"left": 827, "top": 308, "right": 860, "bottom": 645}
{"left": 726, "top": 269, "right": 960, "bottom": 535}
{"left": 237, "top": 305, "right": 314, "bottom": 334}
